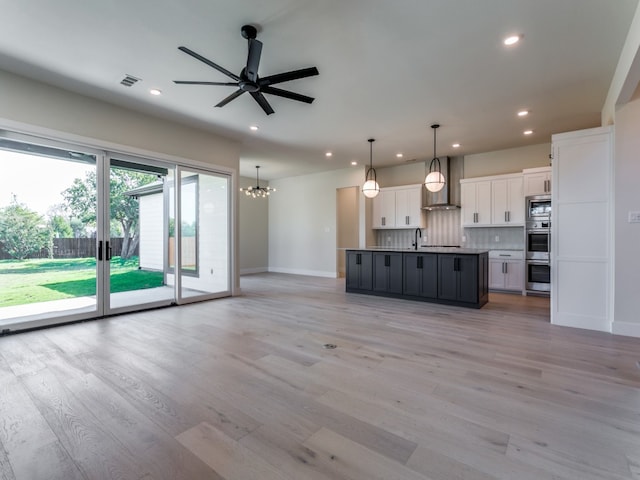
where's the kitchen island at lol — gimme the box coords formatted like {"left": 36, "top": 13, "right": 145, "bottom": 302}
{"left": 346, "top": 248, "right": 489, "bottom": 308}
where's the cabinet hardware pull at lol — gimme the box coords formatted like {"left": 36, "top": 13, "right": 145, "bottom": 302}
{"left": 406, "top": 215, "right": 409, "bottom": 225}
{"left": 504, "top": 262, "right": 508, "bottom": 274}
{"left": 356, "top": 253, "right": 361, "bottom": 265}
{"left": 385, "top": 255, "right": 390, "bottom": 267}
{"left": 382, "top": 217, "right": 385, "bottom": 226}
{"left": 505, "top": 211, "right": 507, "bottom": 222}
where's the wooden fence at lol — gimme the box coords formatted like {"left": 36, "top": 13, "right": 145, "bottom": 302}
{"left": 0, "top": 237, "right": 137, "bottom": 260}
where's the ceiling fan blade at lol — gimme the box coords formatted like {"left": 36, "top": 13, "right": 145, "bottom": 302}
{"left": 259, "top": 67, "right": 319, "bottom": 86}
{"left": 262, "top": 86, "right": 315, "bottom": 104}
{"left": 246, "top": 39, "right": 262, "bottom": 83}
{"left": 178, "top": 46, "right": 240, "bottom": 81}
{"left": 174, "top": 80, "right": 239, "bottom": 86}
{"left": 215, "top": 89, "right": 245, "bottom": 108}
{"left": 250, "top": 91, "right": 275, "bottom": 115}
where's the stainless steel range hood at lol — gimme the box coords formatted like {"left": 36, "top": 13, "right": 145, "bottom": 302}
{"left": 422, "top": 156, "right": 462, "bottom": 210}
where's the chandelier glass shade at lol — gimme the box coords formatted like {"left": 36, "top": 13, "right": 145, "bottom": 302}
{"left": 241, "top": 166, "right": 276, "bottom": 198}
{"left": 424, "top": 124, "right": 446, "bottom": 193}
{"left": 362, "top": 138, "right": 380, "bottom": 198}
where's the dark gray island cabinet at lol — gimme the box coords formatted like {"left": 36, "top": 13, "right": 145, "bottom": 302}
{"left": 346, "top": 248, "right": 489, "bottom": 308}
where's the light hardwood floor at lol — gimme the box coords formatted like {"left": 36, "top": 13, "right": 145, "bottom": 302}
{"left": 1, "top": 273, "right": 639, "bottom": 479}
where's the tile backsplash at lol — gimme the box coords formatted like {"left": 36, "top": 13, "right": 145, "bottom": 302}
{"left": 374, "top": 210, "right": 462, "bottom": 248}
{"left": 462, "top": 226, "right": 525, "bottom": 250}
{"left": 373, "top": 209, "right": 525, "bottom": 250}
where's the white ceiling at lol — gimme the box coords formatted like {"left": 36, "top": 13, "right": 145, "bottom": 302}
{"left": 0, "top": 0, "right": 637, "bottom": 179}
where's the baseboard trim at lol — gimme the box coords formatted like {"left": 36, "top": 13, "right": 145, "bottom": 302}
{"left": 268, "top": 267, "right": 337, "bottom": 278}
{"left": 240, "top": 267, "right": 268, "bottom": 275}
{"left": 612, "top": 321, "right": 640, "bottom": 338}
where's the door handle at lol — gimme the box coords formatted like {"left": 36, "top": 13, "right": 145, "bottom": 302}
{"left": 106, "top": 241, "right": 112, "bottom": 261}
{"left": 97, "top": 240, "right": 103, "bottom": 261}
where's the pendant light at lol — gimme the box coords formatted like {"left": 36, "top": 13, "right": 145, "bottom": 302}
{"left": 425, "top": 123, "right": 446, "bottom": 193}
{"left": 362, "top": 138, "right": 380, "bottom": 198}
{"left": 240, "top": 166, "right": 276, "bottom": 198}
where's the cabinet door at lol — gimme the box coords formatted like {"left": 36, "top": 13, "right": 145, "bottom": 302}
{"left": 395, "top": 188, "right": 422, "bottom": 228}
{"left": 461, "top": 183, "right": 477, "bottom": 226}
{"left": 372, "top": 195, "right": 384, "bottom": 228}
{"left": 489, "top": 259, "right": 506, "bottom": 289}
{"left": 373, "top": 252, "right": 401, "bottom": 293}
{"left": 346, "top": 251, "right": 372, "bottom": 290}
{"left": 437, "top": 254, "right": 458, "bottom": 300}
{"left": 403, "top": 254, "right": 421, "bottom": 296}
{"left": 491, "top": 179, "right": 509, "bottom": 225}
{"left": 457, "top": 255, "right": 478, "bottom": 303}
{"left": 523, "top": 171, "right": 551, "bottom": 196}
{"left": 395, "top": 189, "right": 410, "bottom": 227}
{"left": 507, "top": 177, "right": 525, "bottom": 224}
{"left": 345, "top": 252, "right": 360, "bottom": 288}
{"left": 379, "top": 190, "right": 396, "bottom": 228}
{"left": 504, "top": 260, "right": 524, "bottom": 291}
{"left": 475, "top": 181, "right": 492, "bottom": 225}
{"left": 359, "top": 252, "right": 372, "bottom": 290}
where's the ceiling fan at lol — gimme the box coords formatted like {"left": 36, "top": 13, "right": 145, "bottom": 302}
{"left": 174, "top": 24, "right": 319, "bottom": 115}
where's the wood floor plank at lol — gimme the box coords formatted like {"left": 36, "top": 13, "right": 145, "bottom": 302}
{"left": 20, "top": 367, "right": 144, "bottom": 480}
{"left": 176, "top": 421, "right": 294, "bottom": 480}
{"left": 65, "top": 372, "right": 221, "bottom": 480}
{"left": 302, "top": 427, "right": 430, "bottom": 480}
{"left": 0, "top": 375, "right": 83, "bottom": 480}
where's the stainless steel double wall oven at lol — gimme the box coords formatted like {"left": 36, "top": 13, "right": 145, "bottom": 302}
{"left": 525, "top": 195, "right": 551, "bottom": 294}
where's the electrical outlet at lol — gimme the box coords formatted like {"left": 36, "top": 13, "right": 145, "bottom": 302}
{"left": 494, "top": 235, "right": 500, "bottom": 242}
{"left": 628, "top": 211, "right": 640, "bottom": 223}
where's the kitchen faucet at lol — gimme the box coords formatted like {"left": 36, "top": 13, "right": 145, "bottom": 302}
{"left": 413, "top": 227, "right": 422, "bottom": 250}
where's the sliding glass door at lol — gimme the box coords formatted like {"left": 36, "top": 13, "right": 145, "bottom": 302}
{"left": 106, "top": 156, "right": 176, "bottom": 313}
{"left": 0, "top": 133, "right": 102, "bottom": 331}
{"left": 0, "top": 130, "right": 232, "bottom": 332}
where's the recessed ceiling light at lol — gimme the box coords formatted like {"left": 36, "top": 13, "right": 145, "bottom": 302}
{"left": 351, "top": 161, "right": 357, "bottom": 166}
{"left": 325, "top": 152, "right": 333, "bottom": 157}
{"left": 249, "top": 125, "right": 259, "bottom": 131}
{"left": 396, "top": 153, "right": 403, "bottom": 158}
{"left": 523, "top": 129, "right": 534, "bottom": 135}
{"left": 504, "top": 35, "right": 521, "bottom": 46}
{"left": 452, "top": 143, "right": 461, "bottom": 148}
{"left": 518, "top": 110, "right": 529, "bottom": 117}
{"left": 149, "top": 89, "right": 162, "bottom": 96}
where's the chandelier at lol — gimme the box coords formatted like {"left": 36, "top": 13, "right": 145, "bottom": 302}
{"left": 241, "top": 165, "right": 276, "bottom": 198}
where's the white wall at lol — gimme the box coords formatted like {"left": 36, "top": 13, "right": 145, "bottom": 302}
{"left": 613, "top": 90, "right": 640, "bottom": 337}
{"left": 239, "top": 175, "right": 269, "bottom": 274}
{"left": 268, "top": 167, "right": 364, "bottom": 277}
{"left": 464, "top": 143, "right": 550, "bottom": 178}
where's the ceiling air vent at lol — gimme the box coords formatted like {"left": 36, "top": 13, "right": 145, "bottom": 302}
{"left": 120, "top": 75, "right": 140, "bottom": 87}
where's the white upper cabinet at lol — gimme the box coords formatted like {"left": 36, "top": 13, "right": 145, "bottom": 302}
{"left": 523, "top": 166, "right": 552, "bottom": 196}
{"left": 492, "top": 175, "right": 524, "bottom": 225}
{"left": 461, "top": 173, "right": 524, "bottom": 227}
{"left": 372, "top": 184, "right": 425, "bottom": 229}
{"left": 461, "top": 180, "right": 492, "bottom": 226}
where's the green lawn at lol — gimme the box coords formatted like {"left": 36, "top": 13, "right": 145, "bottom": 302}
{"left": 0, "top": 256, "right": 164, "bottom": 308}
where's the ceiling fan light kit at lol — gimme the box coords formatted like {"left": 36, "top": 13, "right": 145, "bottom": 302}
{"left": 425, "top": 123, "right": 446, "bottom": 193}
{"left": 174, "top": 24, "right": 319, "bottom": 115}
{"left": 362, "top": 138, "right": 380, "bottom": 199}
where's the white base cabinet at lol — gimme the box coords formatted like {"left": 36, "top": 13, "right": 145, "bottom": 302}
{"left": 488, "top": 251, "right": 524, "bottom": 292}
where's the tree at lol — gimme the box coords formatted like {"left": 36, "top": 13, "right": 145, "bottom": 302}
{"left": 48, "top": 215, "right": 73, "bottom": 238}
{"left": 62, "top": 169, "right": 157, "bottom": 258}
{"left": 0, "top": 198, "right": 50, "bottom": 260}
